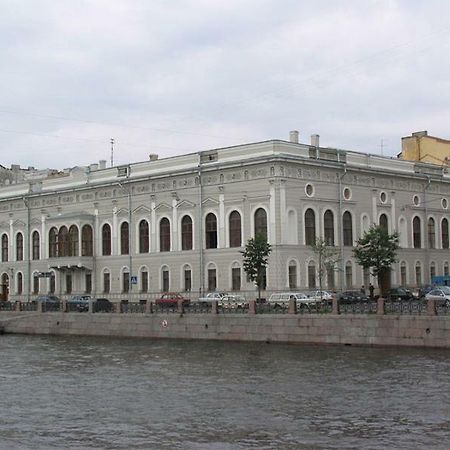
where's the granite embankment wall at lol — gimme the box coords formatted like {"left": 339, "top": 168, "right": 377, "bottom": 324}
{"left": 1, "top": 310, "right": 450, "bottom": 348}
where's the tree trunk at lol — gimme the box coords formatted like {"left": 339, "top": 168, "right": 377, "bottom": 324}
{"left": 378, "top": 268, "right": 391, "bottom": 297}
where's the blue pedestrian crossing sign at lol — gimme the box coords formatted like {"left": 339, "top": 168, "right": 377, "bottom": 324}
{"left": 131, "top": 276, "right": 138, "bottom": 284}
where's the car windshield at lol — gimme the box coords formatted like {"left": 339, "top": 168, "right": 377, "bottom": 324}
{"left": 440, "top": 286, "right": 450, "bottom": 295}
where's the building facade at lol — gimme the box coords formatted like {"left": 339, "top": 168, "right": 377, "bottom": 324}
{"left": 1, "top": 132, "right": 450, "bottom": 301}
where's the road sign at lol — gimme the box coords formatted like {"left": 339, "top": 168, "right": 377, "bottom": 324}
{"left": 130, "top": 276, "right": 138, "bottom": 284}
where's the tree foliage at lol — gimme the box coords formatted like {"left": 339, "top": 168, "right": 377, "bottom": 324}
{"left": 353, "top": 225, "right": 400, "bottom": 278}
{"left": 241, "top": 234, "right": 272, "bottom": 301}
{"left": 310, "top": 238, "right": 340, "bottom": 293}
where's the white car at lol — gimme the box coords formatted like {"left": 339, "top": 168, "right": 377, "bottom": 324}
{"left": 267, "top": 292, "right": 315, "bottom": 308}
{"left": 425, "top": 287, "right": 450, "bottom": 307}
{"left": 305, "top": 290, "right": 334, "bottom": 301}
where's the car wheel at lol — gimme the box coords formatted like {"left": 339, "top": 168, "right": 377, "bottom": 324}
{"left": 445, "top": 300, "right": 450, "bottom": 308}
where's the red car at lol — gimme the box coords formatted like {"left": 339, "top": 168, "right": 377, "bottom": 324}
{"left": 155, "top": 293, "right": 190, "bottom": 307}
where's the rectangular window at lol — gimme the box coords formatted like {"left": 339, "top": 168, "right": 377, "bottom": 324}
{"left": 308, "top": 265, "right": 316, "bottom": 288}
{"left": 327, "top": 267, "right": 335, "bottom": 290}
{"left": 103, "top": 272, "right": 110, "bottom": 294}
{"left": 50, "top": 273, "right": 55, "bottom": 294}
{"left": 141, "top": 271, "right": 148, "bottom": 293}
{"left": 162, "top": 270, "right": 169, "bottom": 292}
{"left": 33, "top": 275, "right": 39, "bottom": 294}
{"left": 66, "top": 274, "right": 72, "bottom": 294}
{"left": 85, "top": 273, "right": 92, "bottom": 294}
{"left": 288, "top": 265, "right": 297, "bottom": 289}
{"left": 123, "top": 271, "right": 130, "bottom": 293}
{"left": 184, "top": 269, "right": 192, "bottom": 292}
{"left": 232, "top": 267, "right": 241, "bottom": 291}
{"left": 208, "top": 269, "right": 216, "bottom": 291}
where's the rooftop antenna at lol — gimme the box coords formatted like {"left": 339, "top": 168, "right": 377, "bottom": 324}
{"left": 379, "top": 139, "right": 385, "bottom": 156}
{"left": 110, "top": 138, "right": 115, "bottom": 167}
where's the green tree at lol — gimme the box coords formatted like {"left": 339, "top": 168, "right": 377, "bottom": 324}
{"left": 241, "top": 234, "right": 272, "bottom": 302}
{"left": 310, "top": 238, "right": 340, "bottom": 296}
{"left": 353, "top": 225, "right": 400, "bottom": 295}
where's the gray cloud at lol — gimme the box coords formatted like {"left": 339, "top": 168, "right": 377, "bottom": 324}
{"left": 1, "top": 0, "right": 450, "bottom": 169}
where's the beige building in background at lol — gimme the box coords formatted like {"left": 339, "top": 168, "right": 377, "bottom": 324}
{"left": 400, "top": 131, "right": 450, "bottom": 166}
{"left": 1, "top": 131, "right": 450, "bottom": 302}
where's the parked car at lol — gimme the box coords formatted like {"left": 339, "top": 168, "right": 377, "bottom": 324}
{"left": 386, "top": 287, "right": 414, "bottom": 301}
{"left": 416, "top": 285, "right": 435, "bottom": 299}
{"left": 196, "top": 292, "right": 228, "bottom": 305}
{"left": 305, "top": 290, "right": 334, "bottom": 303}
{"left": 155, "top": 293, "right": 190, "bottom": 307}
{"left": 337, "top": 291, "right": 369, "bottom": 304}
{"left": 219, "top": 294, "right": 248, "bottom": 309}
{"left": 68, "top": 295, "right": 91, "bottom": 312}
{"left": 34, "top": 295, "right": 61, "bottom": 311}
{"left": 93, "top": 298, "right": 113, "bottom": 313}
{"left": 425, "top": 287, "right": 450, "bottom": 307}
{"left": 268, "top": 292, "right": 315, "bottom": 308}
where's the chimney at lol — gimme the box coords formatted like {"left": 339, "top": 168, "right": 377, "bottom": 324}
{"left": 289, "top": 130, "right": 299, "bottom": 143}
{"left": 99, "top": 160, "right": 106, "bottom": 169}
{"left": 311, "top": 134, "right": 320, "bottom": 147}
{"left": 149, "top": 154, "right": 159, "bottom": 161}
{"left": 412, "top": 130, "right": 428, "bottom": 137}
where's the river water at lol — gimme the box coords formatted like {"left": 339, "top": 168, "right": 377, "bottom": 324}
{"left": 1, "top": 335, "right": 450, "bottom": 450}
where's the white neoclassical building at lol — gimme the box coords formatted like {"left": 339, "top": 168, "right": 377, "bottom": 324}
{"left": 1, "top": 131, "right": 449, "bottom": 301}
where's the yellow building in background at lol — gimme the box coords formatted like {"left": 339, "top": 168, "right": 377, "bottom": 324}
{"left": 400, "top": 131, "right": 450, "bottom": 165}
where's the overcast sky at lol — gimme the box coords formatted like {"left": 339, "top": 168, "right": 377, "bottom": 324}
{"left": 1, "top": 0, "right": 449, "bottom": 169}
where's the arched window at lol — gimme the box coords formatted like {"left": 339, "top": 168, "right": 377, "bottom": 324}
{"left": 58, "top": 226, "right": 69, "bottom": 257}
{"left": 343, "top": 211, "right": 353, "bottom": 246}
{"left": 32, "top": 231, "right": 40, "bottom": 260}
{"left": 254, "top": 208, "right": 267, "bottom": 240}
{"left": 231, "top": 262, "right": 241, "bottom": 291}
{"left": 81, "top": 225, "right": 93, "bottom": 256}
{"left": 49, "top": 272, "right": 56, "bottom": 294}
{"left": 69, "top": 225, "right": 79, "bottom": 256}
{"left": 183, "top": 264, "right": 192, "bottom": 291}
{"left": 207, "top": 263, "right": 217, "bottom": 291}
{"left": 229, "top": 211, "right": 242, "bottom": 247}
{"left": 120, "top": 222, "right": 129, "bottom": 255}
{"left": 181, "top": 216, "right": 193, "bottom": 251}
{"left": 308, "top": 261, "right": 316, "bottom": 288}
{"left": 305, "top": 209, "right": 316, "bottom": 245}
{"left": 161, "top": 266, "right": 170, "bottom": 292}
{"left": 345, "top": 262, "right": 353, "bottom": 288}
{"left": 49, "top": 227, "right": 58, "bottom": 257}
{"left": 17, "top": 272, "right": 23, "bottom": 295}
{"left": 103, "top": 270, "right": 110, "bottom": 293}
{"left": 430, "top": 262, "right": 436, "bottom": 280}
{"left": 324, "top": 210, "right": 334, "bottom": 245}
{"left": 444, "top": 262, "right": 449, "bottom": 276}
{"left": 400, "top": 261, "right": 407, "bottom": 286}
{"left": 16, "top": 232, "right": 23, "bottom": 261}
{"left": 159, "top": 218, "right": 171, "bottom": 252}
{"left": 122, "top": 269, "right": 130, "bottom": 293}
{"left": 442, "top": 218, "right": 449, "bottom": 249}
{"left": 288, "top": 261, "right": 297, "bottom": 289}
{"left": 102, "top": 224, "right": 112, "bottom": 256}
{"left": 415, "top": 262, "right": 422, "bottom": 286}
{"left": 413, "top": 217, "right": 421, "bottom": 249}
{"left": 379, "top": 214, "right": 388, "bottom": 232}
{"left": 287, "top": 210, "right": 297, "bottom": 244}
{"left": 428, "top": 218, "right": 436, "bottom": 249}
{"left": 1, "top": 234, "right": 8, "bottom": 262}
{"left": 139, "top": 220, "right": 149, "bottom": 253}
{"left": 141, "top": 268, "right": 149, "bottom": 293}
{"left": 205, "top": 213, "right": 218, "bottom": 249}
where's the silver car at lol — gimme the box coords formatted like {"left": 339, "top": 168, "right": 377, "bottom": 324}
{"left": 425, "top": 287, "right": 450, "bottom": 307}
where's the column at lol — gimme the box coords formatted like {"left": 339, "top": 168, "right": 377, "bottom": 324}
{"left": 269, "top": 181, "right": 276, "bottom": 244}
{"left": 391, "top": 191, "right": 396, "bottom": 233}
{"left": 112, "top": 204, "right": 118, "bottom": 255}
{"left": 41, "top": 212, "right": 47, "bottom": 259}
{"left": 172, "top": 193, "right": 178, "bottom": 251}
{"left": 280, "top": 180, "right": 286, "bottom": 244}
{"left": 219, "top": 187, "right": 225, "bottom": 248}
{"left": 94, "top": 205, "right": 100, "bottom": 256}
{"left": 372, "top": 189, "right": 378, "bottom": 224}
{"left": 9, "top": 218, "right": 13, "bottom": 261}
{"left": 150, "top": 196, "right": 156, "bottom": 252}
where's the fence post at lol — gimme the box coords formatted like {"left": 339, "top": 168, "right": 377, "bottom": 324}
{"left": 248, "top": 299, "right": 256, "bottom": 314}
{"left": 332, "top": 297, "right": 339, "bottom": 315}
{"left": 15, "top": 301, "right": 21, "bottom": 312}
{"left": 145, "top": 300, "right": 153, "bottom": 314}
{"left": 288, "top": 298, "right": 297, "bottom": 314}
{"left": 211, "top": 300, "right": 218, "bottom": 314}
{"left": 88, "top": 300, "right": 94, "bottom": 314}
{"left": 377, "top": 297, "right": 385, "bottom": 315}
{"left": 37, "top": 301, "right": 42, "bottom": 313}
{"left": 177, "top": 299, "right": 184, "bottom": 314}
{"left": 115, "top": 302, "right": 122, "bottom": 314}
{"left": 61, "top": 299, "right": 67, "bottom": 313}
{"left": 427, "top": 298, "right": 436, "bottom": 316}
